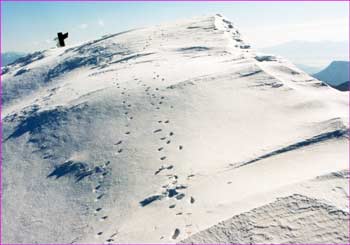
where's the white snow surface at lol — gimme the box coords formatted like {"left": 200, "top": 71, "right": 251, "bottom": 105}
{"left": 2, "top": 15, "right": 349, "bottom": 244}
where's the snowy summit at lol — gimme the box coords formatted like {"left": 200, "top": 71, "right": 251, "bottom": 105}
{"left": 2, "top": 15, "right": 349, "bottom": 244}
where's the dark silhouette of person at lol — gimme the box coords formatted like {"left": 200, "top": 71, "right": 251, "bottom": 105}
{"left": 57, "top": 32, "right": 68, "bottom": 47}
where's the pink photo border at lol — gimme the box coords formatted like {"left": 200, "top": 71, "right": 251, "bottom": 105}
{"left": 0, "top": 0, "right": 348, "bottom": 245}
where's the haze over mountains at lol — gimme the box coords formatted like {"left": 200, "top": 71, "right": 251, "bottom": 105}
{"left": 2, "top": 15, "right": 349, "bottom": 244}
{"left": 260, "top": 40, "right": 348, "bottom": 72}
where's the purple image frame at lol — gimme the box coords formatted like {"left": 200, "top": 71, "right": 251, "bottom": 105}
{"left": 0, "top": 0, "right": 349, "bottom": 245}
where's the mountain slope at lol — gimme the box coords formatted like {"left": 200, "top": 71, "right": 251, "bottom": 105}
{"left": 314, "top": 61, "right": 349, "bottom": 86}
{"left": 2, "top": 15, "right": 349, "bottom": 244}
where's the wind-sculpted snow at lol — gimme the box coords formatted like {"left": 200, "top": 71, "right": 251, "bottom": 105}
{"left": 177, "top": 46, "right": 211, "bottom": 52}
{"left": 9, "top": 51, "right": 45, "bottom": 67}
{"left": 2, "top": 38, "right": 134, "bottom": 105}
{"left": 64, "top": 29, "right": 138, "bottom": 54}
{"left": 230, "top": 128, "right": 349, "bottom": 169}
{"left": 110, "top": 52, "right": 154, "bottom": 65}
{"left": 2, "top": 15, "right": 349, "bottom": 243}
{"left": 4, "top": 106, "right": 68, "bottom": 141}
{"left": 181, "top": 194, "right": 349, "bottom": 244}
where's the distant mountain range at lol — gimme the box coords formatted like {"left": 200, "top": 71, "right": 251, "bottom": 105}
{"left": 313, "top": 61, "right": 349, "bottom": 88}
{"left": 1, "top": 52, "right": 27, "bottom": 66}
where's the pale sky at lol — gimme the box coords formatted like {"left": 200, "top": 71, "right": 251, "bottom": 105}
{"left": 2, "top": 1, "right": 349, "bottom": 52}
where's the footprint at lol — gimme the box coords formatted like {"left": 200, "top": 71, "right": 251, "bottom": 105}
{"left": 175, "top": 184, "right": 187, "bottom": 190}
{"left": 176, "top": 193, "right": 185, "bottom": 200}
{"left": 154, "top": 164, "right": 173, "bottom": 175}
{"left": 190, "top": 196, "right": 195, "bottom": 204}
{"left": 187, "top": 174, "right": 195, "bottom": 179}
{"left": 172, "top": 228, "right": 180, "bottom": 239}
{"left": 168, "top": 189, "right": 179, "bottom": 197}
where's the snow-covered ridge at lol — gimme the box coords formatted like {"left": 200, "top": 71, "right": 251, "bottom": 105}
{"left": 2, "top": 15, "right": 349, "bottom": 244}
{"left": 1, "top": 15, "right": 323, "bottom": 110}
